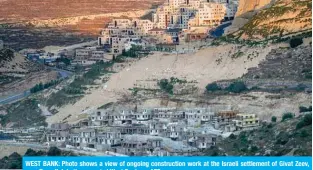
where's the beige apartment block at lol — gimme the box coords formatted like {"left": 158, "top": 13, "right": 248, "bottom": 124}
{"left": 188, "top": 2, "right": 226, "bottom": 27}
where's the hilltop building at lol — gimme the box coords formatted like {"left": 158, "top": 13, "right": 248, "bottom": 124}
{"left": 97, "top": 0, "right": 238, "bottom": 55}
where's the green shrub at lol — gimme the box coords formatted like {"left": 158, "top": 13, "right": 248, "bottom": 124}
{"left": 295, "top": 84, "right": 307, "bottom": 92}
{"left": 226, "top": 81, "right": 248, "bottom": 93}
{"left": 296, "top": 114, "right": 312, "bottom": 129}
{"left": 281, "top": 112, "right": 294, "bottom": 122}
{"left": 229, "top": 134, "right": 236, "bottom": 139}
{"left": 30, "top": 80, "right": 61, "bottom": 93}
{"left": 300, "top": 129, "right": 309, "bottom": 137}
{"left": 158, "top": 79, "right": 174, "bottom": 94}
{"left": 289, "top": 38, "right": 303, "bottom": 48}
{"left": 271, "top": 116, "right": 277, "bottom": 123}
{"left": 299, "top": 106, "right": 312, "bottom": 113}
{"left": 250, "top": 146, "right": 259, "bottom": 153}
{"left": 206, "top": 82, "right": 221, "bottom": 92}
{"left": 47, "top": 147, "right": 61, "bottom": 156}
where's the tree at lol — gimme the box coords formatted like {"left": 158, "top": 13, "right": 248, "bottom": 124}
{"left": 24, "top": 148, "right": 38, "bottom": 156}
{"left": 226, "top": 81, "right": 248, "bottom": 93}
{"left": 47, "top": 147, "right": 61, "bottom": 156}
{"left": 158, "top": 79, "right": 174, "bottom": 94}
{"left": 206, "top": 82, "right": 221, "bottom": 92}
{"left": 289, "top": 38, "right": 303, "bottom": 48}
{"left": 299, "top": 106, "right": 312, "bottom": 113}
{"left": 271, "top": 116, "right": 277, "bottom": 123}
{"left": 296, "top": 114, "right": 312, "bottom": 129}
{"left": 281, "top": 112, "right": 294, "bottom": 122}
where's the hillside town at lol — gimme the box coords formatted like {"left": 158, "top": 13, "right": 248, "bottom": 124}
{"left": 42, "top": 106, "right": 260, "bottom": 156}
{"left": 98, "top": 0, "right": 238, "bottom": 57}
{"left": 19, "top": 0, "right": 238, "bottom": 68}
{"left": 0, "top": 0, "right": 312, "bottom": 167}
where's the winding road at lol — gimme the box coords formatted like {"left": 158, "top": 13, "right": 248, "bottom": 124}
{"left": 0, "top": 67, "right": 73, "bottom": 105}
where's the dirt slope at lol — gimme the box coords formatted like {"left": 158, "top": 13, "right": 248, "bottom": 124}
{"left": 45, "top": 43, "right": 285, "bottom": 125}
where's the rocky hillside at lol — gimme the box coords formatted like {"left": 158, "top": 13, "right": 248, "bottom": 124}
{"left": 212, "top": 43, "right": 312, "bottom": 93}
{"left": 235, "top": 0, "right": 274, "bottom": 17}
{"left": 0, "top": 48, "right": 59, "bottom": 96}
{"left": 226, "top": 0, "right": 312, "bottom": 40}
{"left": 204, "top": 113, "right": 312, "bottom": 156}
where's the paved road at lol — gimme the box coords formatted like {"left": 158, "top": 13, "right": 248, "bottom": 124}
{"left": 0, "top": 68, "right": 73, "bottom": 105}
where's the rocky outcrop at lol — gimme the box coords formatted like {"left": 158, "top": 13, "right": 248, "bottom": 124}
{"left": 225, "top": 0, "right": 274, "bottom": 34}
{"left": 235, "top": 0, "right": 274, "bottom": 17}
{"left": 226, "top": 0, "right": 312, "bottom": 40}
{"left": 215, "top": 44, "right": 312, "bottom": 92}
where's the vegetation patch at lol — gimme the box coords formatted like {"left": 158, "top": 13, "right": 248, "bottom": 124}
{"left": 231, "top": 51, "right": 244, "bottom": 59}
{"left": 30, "top": 79, "right": 62, "bottom": 93}
{"left": 157, "top": 77, "right": 187, "bottom": 95}
{"left": 0, "top": 98, "right": 46, "bottom": 127}
{"left": 299, "top": 105, "right": 312, "bottom": 113}
{"left": 0, "top": 147, "right": 76, "bottom": 169}
{"left": 0, "top": 48, "right": 14, "bottom": 66}
{"left": 296, "top": 114, "right": 312, "bottom": 129}
{"left": 45, "top": 61, "right": 113, "bottom": 108}
{"left": 289, "top": 37, "right": 303, "bottom": 48}
{"left": 281, "top": 112, "right": 294, "bottom": 122}
{"left": 205, "top": 81, "right": 248, "bottom": 94}
{"left": 203, "top": 116, "right": 312, "bottom": 156}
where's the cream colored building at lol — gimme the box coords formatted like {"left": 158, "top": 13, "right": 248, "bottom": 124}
{"left": 188, "top": 2, "right": 226, "bottom": 27}
{"left": 232, "top": 114, "right": 260, "bottom": 130}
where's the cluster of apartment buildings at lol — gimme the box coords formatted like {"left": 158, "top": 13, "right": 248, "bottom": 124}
{"left": 97, "top": 0, "right": 238, "bottom": 56}
{"left": 73, "top": 47, "right": 111, "bottom": 65}
{"left": 46, "top": 106, "right": 259, "bottom": 156}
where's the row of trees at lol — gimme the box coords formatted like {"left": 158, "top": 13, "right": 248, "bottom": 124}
{"left": 206, "top": 81, "right": 248, "bottom": 93}
{"left": 0, "top": 147, "right": 75, "bottom": 169}
{"left": 30, "top": 79, "right": 60, "bottom": 93}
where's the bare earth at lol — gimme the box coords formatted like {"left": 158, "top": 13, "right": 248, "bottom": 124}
{"left": 46, "top": 42, "right": 295, "bottom": 125}
{"left": 0, "top": 0, "right": 163, "bottom": 21}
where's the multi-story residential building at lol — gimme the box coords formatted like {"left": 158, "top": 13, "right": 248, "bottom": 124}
{"left": 224, "top": 1, "right": 238, "bottom": 20}
{"left": 96, "top": 128, "right": 122, "bottom": 151}
{"left": 149, "top": 120, "right": 168, "bottom": 136}
{"left": 98, "top": 18, "right": 146, "bottom": 55}
{"left": 132, "top": 108, "right": 153, "bottom": 122}
{"left": 75, "top": 49, "right": 92, "bottom": 61}
{"left": 209, "top": 0, "right": 238, "bottom": 20}
{"left": 74, "top": 49, "right": 109, "bottom": 65}
{"left": 46, "top": 123, "right": 71, "bottom": 145}
{"left": 184, "top": 108, "right": 215, "bottom": 126}
{"left": 90, "top": 51, "right": 106, "bottom": 62}
{"left": 232, "top": 113, "right": 260, "bottom": 130}
{"left": 89, "top": 109, "right": 114, "bottom": 126}
{"left": 188, "top": 2, "right": 226, "bottom": 27}
{"left": 82, "top": 128, "right": 98, "bottom": 149}
{"left": 117, "top": 124, "right": 150, "bottom": 135}
{"left": 133, "top": 19, "right": 154, "bottom": 36}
